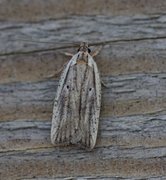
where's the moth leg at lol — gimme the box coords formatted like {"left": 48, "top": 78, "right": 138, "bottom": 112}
{"left": 46, "top": 69, "right": 63, "bottom": 79}
{"left": 46, "top": 52, "right": 73, "bottom": 79}
{"left": 64, "top": 52, "right": 74, "bottom": 57}
{"left": 46, "top": 61, "right": 68, "bottom": 79}
{"left": 101, "top": 80, "right": 109, "bottom": 88}
{"left": 92, "top": 46, "right": 103, "bottom": 57}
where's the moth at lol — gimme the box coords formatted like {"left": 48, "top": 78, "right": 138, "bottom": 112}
{"left": 51, "top": 42, "right": 101, "bottom": 149}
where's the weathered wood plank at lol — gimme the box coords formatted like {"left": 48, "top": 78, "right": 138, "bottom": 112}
{"left": 0, "top": 113, "right": 166, "bottom": 152}
{"left": 0, "top": 15, "right": 166, "bottom": 84}
{"left": 1, "top": 15, "right": 166, "bottom": 54}
{"left": 21, "top": 177, "right": 166, "bottom": 180}
{"left": 21, "top": 176, "right": 166, "bottom": 180}
{"left": 0, "top": 74, "right": 165, "bottom": 121}
{"left": 1, "top": 41, "right": 166, "bottom": 84}
{"left": 0, "top": 0, "right": 166, "bottom": 21}
{"left": 0, "top": 148, "right": 165, "bottom": 179}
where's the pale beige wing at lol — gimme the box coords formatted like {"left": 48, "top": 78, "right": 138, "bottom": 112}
{"left": 80, "top": 56, "right": 101, "bottom": 149}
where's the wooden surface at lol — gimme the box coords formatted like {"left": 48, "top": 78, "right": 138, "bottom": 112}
{"left": 1, "top": 0, "right": 166, "bottom": 21}
{"left": 0, "top": 1, "right": 166, "bottom": 180}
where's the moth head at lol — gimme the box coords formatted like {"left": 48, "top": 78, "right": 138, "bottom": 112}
{"left": 78, "top": 42, "right": 91, "bottom": 54}
{"left": 77, "top": 42, "right": 91, "bottom": 61}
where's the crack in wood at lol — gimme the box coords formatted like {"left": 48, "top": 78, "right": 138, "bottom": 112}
{"left": 1, "top": 35, "right": 166, "bottom": 56}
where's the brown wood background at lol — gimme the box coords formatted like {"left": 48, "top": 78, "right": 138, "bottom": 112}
{"left": 0, "top": 1, "right": 166, "bottom": 179}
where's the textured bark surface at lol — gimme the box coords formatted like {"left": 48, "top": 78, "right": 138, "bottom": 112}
{"left": 0, "top": 1, "right": 166, "bottom": 180}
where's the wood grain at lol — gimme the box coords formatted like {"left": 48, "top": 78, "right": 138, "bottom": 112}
{"left": 0, "top": 74, "right": 166, "bottom": 121}
{"left": 0, "top": 15, "right": 166, "bottom": 84}
{"left": 0, "top": 0, "right": 166, "bottom": 21}
{"left": 0, "top": 12, "right": 166, "bottom": 180}
{"left": 0, "top": 113, "right": 166, "bottom": 152}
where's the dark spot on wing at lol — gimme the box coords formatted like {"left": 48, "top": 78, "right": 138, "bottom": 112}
{"left": 88, "top": 48, "right": 91, "bottom": 53}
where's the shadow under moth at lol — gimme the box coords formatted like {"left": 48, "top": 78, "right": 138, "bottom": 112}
{"left": 51, "top": 42, "right": 101, "bottom": 149}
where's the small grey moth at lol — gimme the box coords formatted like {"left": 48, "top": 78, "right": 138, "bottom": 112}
{"left": 51, "top": 42, "right": 101, "bottom": 149}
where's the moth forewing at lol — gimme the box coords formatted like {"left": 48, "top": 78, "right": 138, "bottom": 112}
{"left": 51, "top": 43, "right": 101, "bottom": 149}
{"left": 50, "top": 53, "right": 78, "bottom": 143}
{"left": 89, "top": 55, "right": 101, "bottom": 149}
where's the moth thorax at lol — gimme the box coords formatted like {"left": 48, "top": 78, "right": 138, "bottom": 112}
{"left": 77, "top": 51, "right": 89, "bottom": 63}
